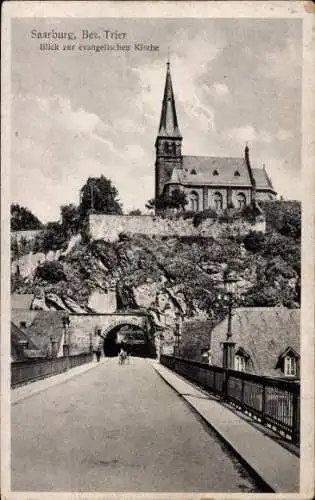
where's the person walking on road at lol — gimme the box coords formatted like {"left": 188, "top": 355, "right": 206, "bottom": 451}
{"left": 118, "top": 348, "right": 126, "bottom": 365}
{"left": 96, "top": 348, "right": 102, "bottom": 362}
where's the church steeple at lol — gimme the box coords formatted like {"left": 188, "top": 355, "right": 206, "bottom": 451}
{"left": 155, "top": 62, "right": 183, "bottom": 202}
{"left": 157, "top": 62, "right": 182, "bottom": 138}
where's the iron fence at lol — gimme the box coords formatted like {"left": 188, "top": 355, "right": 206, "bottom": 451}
{"left": 11, "top": 352, "right": 93, "bottom": 389}
{"left": 160, "top": 355, "right": 300, "bottom": 445}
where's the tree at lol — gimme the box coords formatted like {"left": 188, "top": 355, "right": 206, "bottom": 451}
{"left": 170, "top": 187, "right": 188, "bottom": 211}
{"left": 36, "top": 261, "right": 67, "bottom": 283}
{"left": 11, "top": 203, "right": 42, "bottom": 231}
{"left": 61, "top": 204, "right": 81, "bottom": 235}
{"left": 129, "top": 209, "right": 142, "bottom": 215}
{"left": 38, "top": 222, "right": 67, "bottom": 255}
{"left": 145, "top": 198, "right": 156, "bottom": 211}
{"left": 79, "top": 176, "right": 123, "bottom": 218}
{"left": 146, "top": 189, "right": 188, "bottom": 212}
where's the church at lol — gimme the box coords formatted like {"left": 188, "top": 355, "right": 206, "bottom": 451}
{"left": 154, "top": 62, "right": 277, "bottom": 213}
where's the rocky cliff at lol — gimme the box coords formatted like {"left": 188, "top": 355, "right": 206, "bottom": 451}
{"left": 11, "top": 222, "right": 300, "bottom": 340}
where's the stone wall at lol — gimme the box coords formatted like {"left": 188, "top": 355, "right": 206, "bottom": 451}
{"left": 180, "top": 318, "right": 214, "bottom": 363}
{"left": 12, "top": 229, "right": 43, "bottom": 242}
{"left": 89, "top": 214, "right": 266, "bottom": 242}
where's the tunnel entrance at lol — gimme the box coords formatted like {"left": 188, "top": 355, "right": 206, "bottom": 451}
{"left": 103, "top": 324, "right": 155, "bottom": 358}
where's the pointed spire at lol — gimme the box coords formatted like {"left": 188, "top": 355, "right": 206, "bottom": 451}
{"left": 157, "top": 62, "right": 182, "bottom": 138}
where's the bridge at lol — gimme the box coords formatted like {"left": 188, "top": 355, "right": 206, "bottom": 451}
{"left": 10, "top": 311, "right": 300, "bottom": 494}
{"left": 10, "top": 352, "right": 300, "bottom": 494}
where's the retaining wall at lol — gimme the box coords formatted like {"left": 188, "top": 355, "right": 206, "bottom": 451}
{"left": 89, "top": 214, "right": 266, "bottom": 242}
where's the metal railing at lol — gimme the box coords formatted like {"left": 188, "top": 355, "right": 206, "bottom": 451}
{"left": 160, "top": 355, "right": 300, "bottom": 445}
{"left": 11, "top": 352, "right": 93, "bottom": 389}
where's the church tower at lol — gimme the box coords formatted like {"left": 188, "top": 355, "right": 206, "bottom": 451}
{"left": 155, "top": 62, "right": 183, "bottom": 199}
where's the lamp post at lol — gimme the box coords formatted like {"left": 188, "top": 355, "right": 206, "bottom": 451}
{"left": 220, "top": 271, "right": 238, "bottom": 370}
{"left": 62, "top": 315, "right": 71, "bottom": 367}
{"left": 50, "top": 337, "right": 58, "bottom": 359}
{"left": 174, "top": 311, "right": 182, "bottom": 357}
{"left": 89, "top": 330, "right": 93, "bottom": 354}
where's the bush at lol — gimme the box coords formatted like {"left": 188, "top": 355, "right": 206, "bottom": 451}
{"left": 243, "top": 231, "right": 265, "bottom": 252}
{"left": 259, "top": 200, "right": 301, "bottom": 238}
{"left": 118, "top": 232, "right": 131, "bottom": 241}
{"left": 193, "top": 209, "right": 217, "bottom": 227}
{"left": 36, "top": 261, "right": 67, "bottom": 283}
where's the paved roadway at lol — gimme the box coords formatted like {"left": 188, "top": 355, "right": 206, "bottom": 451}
{"left": 12, "top": 357, "right": 259, "bottom": 492}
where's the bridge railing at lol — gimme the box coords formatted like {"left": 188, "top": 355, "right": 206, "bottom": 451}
{"left": 160, "top": 355, "right": 300, "bottom": 446}
{"left": 11, "top": 352, "right": 93, "bottom": 389}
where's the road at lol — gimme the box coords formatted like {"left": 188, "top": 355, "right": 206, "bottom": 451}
{"left": 12, "top": 357, "right": 259, "bottom": 492}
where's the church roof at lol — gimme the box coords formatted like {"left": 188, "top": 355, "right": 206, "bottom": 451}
{"left": 157, "top": 63, "right": 182, "bottom": 138}
{"left": 165, "top": 156, "right": 275, "bottom": 191}
{"left": 181, "top": 156, "right": 251, "bottom": 186}
{"left": 252, "top": 167, "right": 275, "bottom": 190}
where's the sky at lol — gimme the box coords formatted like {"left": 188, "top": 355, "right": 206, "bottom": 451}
{"left": 11, "top": 18, "right": 302, "bottom": 223}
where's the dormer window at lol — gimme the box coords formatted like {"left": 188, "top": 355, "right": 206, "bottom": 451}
{"left": 284, "top": 356, "right": 297, "bottom": 376}
{"left": 234, "top": 347, "right": 251, "bottom": 372}
{"left": 213, "top": 169, "right": 219, "bottom": 176}
{"left": 276, "top": 346, "right": 299, "bottom": 377}
{"left": 234, "top": 170, "right": 240, "bottom": 177}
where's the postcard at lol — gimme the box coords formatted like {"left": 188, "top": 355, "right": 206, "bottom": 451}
{"left": 2, "top": 1, "right": 314, "bottom": 499}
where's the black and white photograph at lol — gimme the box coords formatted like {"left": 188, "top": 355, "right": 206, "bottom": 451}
{"left": 2, "top": 1, "right": 314, "bottom": 498}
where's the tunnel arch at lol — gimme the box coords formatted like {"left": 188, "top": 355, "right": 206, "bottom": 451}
{"left": 99, "top": 317, "right": 145, "bottom": 339}
{"left": 100, "top": 319, "right": 155, "bottom": 358}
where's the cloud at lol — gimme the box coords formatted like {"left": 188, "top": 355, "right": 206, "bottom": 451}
{"left": 222, "top": 125, "right": 272, "bottom": 145}
{"left": 276, "top": 129, "right": 294, "bottom": 141}
{"left": 258, "top": 40, "right": 301, "bottom": 86}
{"left": 265, "top": 158, "right": 301, "bottom": 201}
{"left": 203, "top": 82, "right": 230, "bottom": 99}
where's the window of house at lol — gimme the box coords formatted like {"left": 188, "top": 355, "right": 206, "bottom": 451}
{"left": 20, "top": 321, "right": 27, "bottom": 328}
{"left": 234, "top": 348, "right": 250, "bottom": 372}
{"left": 235, "top": 354, "right": 247, "bottom": 372}
{"left": 236, "top": 192, "right": 246, "bottom": 209}
{"left": 284, "top": 355, "right": 297, "bottom": 376}
{"left": 190, "top": 191, "right": 199, "bottom": 212}
{"left": 213, "top": 192, "right": 223, "bottom": 210}
{"left": 276, "top": 347, "right": 299, "bottom": 377}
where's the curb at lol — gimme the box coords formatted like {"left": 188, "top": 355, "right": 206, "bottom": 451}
{"left": 153, "top": 364, "right": 293, "bottom": 493}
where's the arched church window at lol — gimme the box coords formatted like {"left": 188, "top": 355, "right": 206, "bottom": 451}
{"left": 213, "top": 192, "right": 223, "bottom": 210}
{"left": 172, "top": 143, "right": 176, "bottom": 155}
{"left": 234, "top": 170, "right": 240, "bottom": 177}
{"left": 164, "top": 142, "right": 169, "bottom": 154}
{"left": 213, "top": 169, "right": 219, "bottom": 176}
{"left": 236, "top": 192, "right": 246, "bottom": 209}
{"left": 190, "top": 191, "right": 199, "bottom": 212}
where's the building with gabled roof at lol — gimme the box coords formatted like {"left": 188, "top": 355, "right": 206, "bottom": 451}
{"left": 155, "top": 63, "right": 277, "bottom": 213}
{"left": 210, "top": 307, "right": 300, "bottom": 378}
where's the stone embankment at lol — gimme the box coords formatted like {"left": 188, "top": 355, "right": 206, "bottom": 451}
{"left": 89, "top": 214, "right": 266, "bottom": 242}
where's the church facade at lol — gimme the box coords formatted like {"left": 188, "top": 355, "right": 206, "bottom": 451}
{"left": 155, "top": 63, "right": 277, "bottom": 213}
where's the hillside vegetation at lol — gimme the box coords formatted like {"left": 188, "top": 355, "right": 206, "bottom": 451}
{"left": 11, "top": 201, "right": 301, "bottom": 322}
